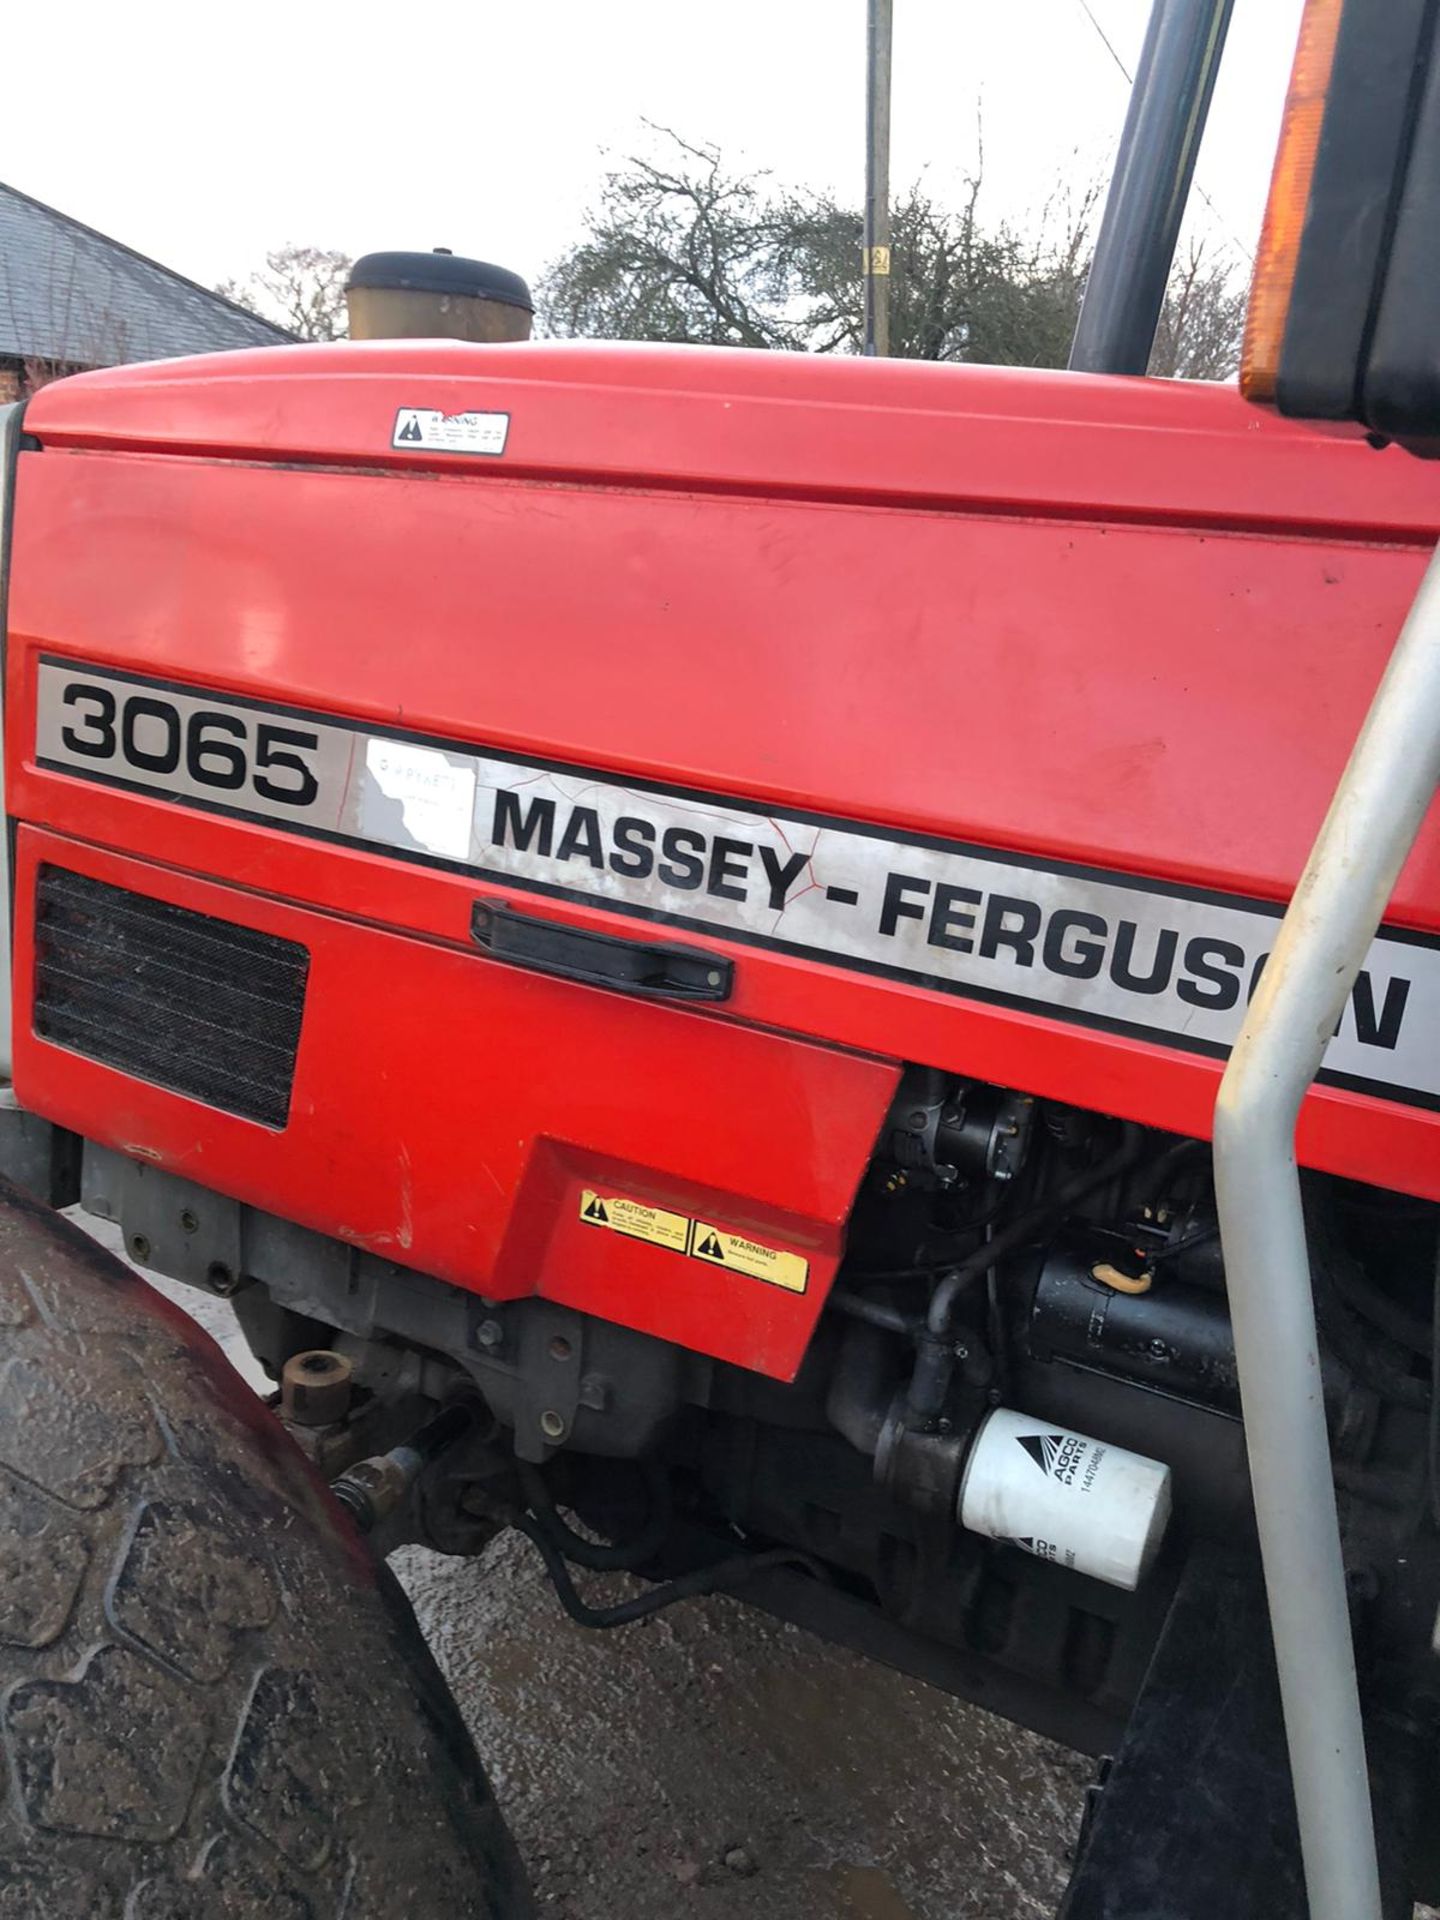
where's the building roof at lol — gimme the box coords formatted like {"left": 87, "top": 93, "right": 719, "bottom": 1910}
{"left": 0, "top": 180, "right": 292, "bottom": 367}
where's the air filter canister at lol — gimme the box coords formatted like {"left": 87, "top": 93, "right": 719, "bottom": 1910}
{"left": 958, "top": 1407, "right": 1172, "bottom": 1591}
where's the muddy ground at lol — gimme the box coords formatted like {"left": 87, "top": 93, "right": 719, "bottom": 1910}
{"left": 397, "top": 1536, "right": 1090, "bottom": 1919}
{"left": 139, "top": 1257, "right": 1099, "bottom": 1918}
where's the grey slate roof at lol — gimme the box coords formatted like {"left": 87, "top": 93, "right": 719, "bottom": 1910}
{"left": 0, "top": 180, "right": 293, "bottom": 366}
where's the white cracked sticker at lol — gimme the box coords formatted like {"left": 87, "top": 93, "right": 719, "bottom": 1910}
{"left": 361, "top": 738, "right": 476, "bottom": 861}
{"left": 392, "top": 407, "right": 509, "bottom": 455}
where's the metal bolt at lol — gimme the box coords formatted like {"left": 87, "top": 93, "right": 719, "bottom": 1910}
{"left": 476, "top": 1319, "right": 504, "bottom": 1350}
{"left": 206, "top": 1261, "right": 239, "bottom": 1296}
{"left": 578, "top": 1372, "right": 612, "bottom": 1413}
{"left": 539, "top": 1409, "right": 567, "bottom": 1441}
{"left": 129, "top": 1233, "right": 151, "bottom": 1264}
{"left": 548, "top": 1335, "right": 573, "bottom": 1362}
{"left": 706, "top": 969, "right": 722, "bottom": 987}
{"left": 179, "top": 1209, "right": 200, "bottom": 1235}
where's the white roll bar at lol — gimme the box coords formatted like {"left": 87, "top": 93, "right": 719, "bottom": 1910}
{"left": 1215, "top": 539, "right": 1440, "bottom": 1920}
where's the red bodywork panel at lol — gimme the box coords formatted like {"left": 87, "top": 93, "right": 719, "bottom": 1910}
{"left": 8, "top": 343, "right": 1440, "bottom": 1379}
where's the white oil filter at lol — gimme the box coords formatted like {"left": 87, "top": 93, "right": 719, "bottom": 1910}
{"left": 957, "top": 1407, "right": 1171, "bottom": 1591}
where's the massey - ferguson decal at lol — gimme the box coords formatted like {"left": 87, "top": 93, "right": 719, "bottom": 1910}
{"left": 37, "top": 658, "right": 1439, "bottom": 1110}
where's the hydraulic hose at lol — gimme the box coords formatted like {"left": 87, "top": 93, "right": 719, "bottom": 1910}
{"left": 826, "top": 1319, "right": 903, "bottom": 1454}
{"left": 903, "top": 1122, "right": 1145, "bottom": 1424}
{"left": 517, "top": 1458, "right": 673, "bottom": 1572}
{"left": 514, "top": 1515, "right": 825, "bottom": 1630}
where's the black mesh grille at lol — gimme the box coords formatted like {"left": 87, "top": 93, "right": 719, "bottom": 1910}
{"left": 34, "top": 866, "right": 309, "bottom": 1128}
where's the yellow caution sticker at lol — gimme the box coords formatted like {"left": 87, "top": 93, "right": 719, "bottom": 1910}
{"left": 578, "top": 1190, "right": 810, "bottom": 1292}
{"left": 579, "top": 1189, "right": 690, "bottom": 1255}
{"left": 690, "top": 1221, "right": 810, "bottom": 1293}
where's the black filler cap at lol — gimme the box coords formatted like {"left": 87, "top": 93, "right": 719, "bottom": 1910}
{"left": 346, "top": 249, "right": 533, "bottom": 314}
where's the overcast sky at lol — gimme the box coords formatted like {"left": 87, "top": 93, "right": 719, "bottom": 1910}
{"left": 4, "top": 1, "right": 1303, "bottom": 297}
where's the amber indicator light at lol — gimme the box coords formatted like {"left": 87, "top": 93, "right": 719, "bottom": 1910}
{"left": 1240, "top": 0, "right": 1346, "bottom": 403}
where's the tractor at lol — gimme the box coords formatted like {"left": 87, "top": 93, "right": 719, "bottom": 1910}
{"left": 0, "top": 3, "right": 1435, "bottom": 1914}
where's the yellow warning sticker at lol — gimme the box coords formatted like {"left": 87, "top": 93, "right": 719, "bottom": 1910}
{"left": 579, "top": 1189, "right": 690, "bottom": 1254}
{"left": 578, "top": 1189, "right": 810, "bottom": 1292}
{"left": 690, "top": 1221, "right": 810, "bottom": 1293}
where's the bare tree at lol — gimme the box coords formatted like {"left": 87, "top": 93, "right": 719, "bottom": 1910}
{"left": 1147, "top": 236, "right": 1249, "bottom": 381}
{"left": 216, "top": 245, "right": 353, "bottom": 342}
{"left": 769, "top": 173, "right": 1106, "bottom": 367}
{"left": 538, "top": 130, "right": 801, "bottom": 350}
{"left": 539, "top": 128, "right": 1088, "bottom": 361}
{"left": 540, "top": 127, "right": 1246, "bottom": 378}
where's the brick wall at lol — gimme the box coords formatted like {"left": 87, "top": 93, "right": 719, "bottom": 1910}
{"left": 0, "top": 366, "right": 20, "bottom": 403}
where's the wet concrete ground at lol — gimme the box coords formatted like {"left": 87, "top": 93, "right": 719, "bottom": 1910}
{"left": 396, "top": 1535, "right": 1091, "bottom": 1919}
{"left": 135, "top": 1257, "right": 1091, "bottom": 1917}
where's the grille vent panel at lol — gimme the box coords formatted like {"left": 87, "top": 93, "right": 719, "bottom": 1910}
{"left": 34, "top": 866, "right": 309, "bottom": 1128}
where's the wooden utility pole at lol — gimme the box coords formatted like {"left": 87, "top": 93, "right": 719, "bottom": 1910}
{"left": 863, "top": 0, "right": 893, "bottom": 356}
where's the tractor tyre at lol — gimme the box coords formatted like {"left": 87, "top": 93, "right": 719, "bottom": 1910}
{"left": 0, "top": 1178, "right": 532, "bottom": 1918}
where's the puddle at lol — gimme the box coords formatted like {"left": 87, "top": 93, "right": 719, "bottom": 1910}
{"left": 825, "top": 1863, "right": 921, "bottom": 1919}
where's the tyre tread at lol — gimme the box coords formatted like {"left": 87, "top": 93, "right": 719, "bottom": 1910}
{"left": 0, "top": 1189, "right": 530, "bottom": 1918}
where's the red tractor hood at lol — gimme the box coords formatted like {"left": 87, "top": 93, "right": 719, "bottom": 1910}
{"left": 7, "top": 341, "right": 1440, "bottom": 1373}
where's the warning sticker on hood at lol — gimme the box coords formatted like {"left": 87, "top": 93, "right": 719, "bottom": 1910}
{"left": 392, "top": 407, "right": 509, "bottom": 454}
{"left": 33, "top": 657, "right": 1440, "bottom": 1115}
